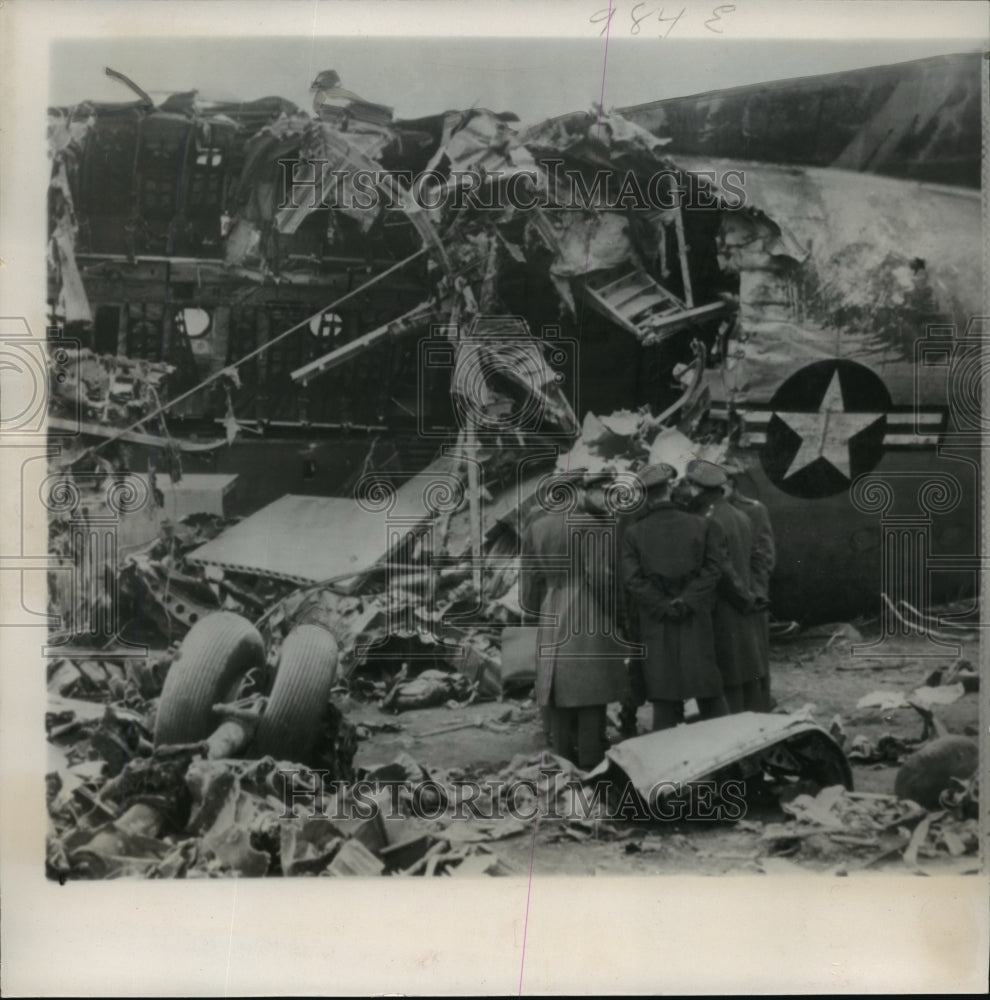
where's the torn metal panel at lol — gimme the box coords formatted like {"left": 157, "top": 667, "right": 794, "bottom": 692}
{"left": 187, "top": 494, "right": 399, "bottom": 585}
{"left": 441, "top": 468, "right": 547, "bottom": 555}
{"left": 51, "top": 227, "right": 93, "bottom": 323}
{"left": 276, "top": 120, "right": 390, "bottom": 235}
{"left": 424, "top": 108, "right": 538, "bottom": 180}
{"left": 682, "top": 156, "right": 981, "bottom": 408}
{"left": 588, "top": 712, "right": 852, "bottom": 791}
{"left": 522, "top": 106, "right": 673, "bottom": 169}
{"left": 49, "top": 158, "right": 93, "bottom": 324}
{"left": 187, "top": 455, "right": 464, "bottom": 585}
{"left": 647, "top": 427, "right": 726, "bottom": 476}
{"left": 448, "top": 315, "right": 579, "bottom": 438}
{"left": 543, "top": 212, "right": 634, "bottom": 279}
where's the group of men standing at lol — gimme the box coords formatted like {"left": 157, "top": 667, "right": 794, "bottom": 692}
{"left": 520, "top": 458, "right": 776, "bottom": 770}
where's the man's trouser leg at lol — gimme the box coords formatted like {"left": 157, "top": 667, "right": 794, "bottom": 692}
{"left": 620, "top": 658, "right": 646, "bottom": 738}
{"left": 550, "top": 707, "right": 575, "bottom": 760}
{"left": 575, "top": 705, "right": 607, "bottom": 770}
{"left": 740, "top": 679, "right": 763, "bottom": 712}
{"left": 724, "top": 684, "right": 744, "bottom": 714}
{"left": 759, "top": 675, "right": 772, "bottom": 710}
{"left": 652, "top": 700, "right": 683, "bottom": 731}
{"left": 758, "top": 612, "right": 772, "bottom": 708}
{"left": 540, "top": 705, "right": 553, "bottom": 744}
{"left": 696, "top": 694, "right": 729, "bottom": 720}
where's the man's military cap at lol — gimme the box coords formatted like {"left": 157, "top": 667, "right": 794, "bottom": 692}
{"left": 637, "top": 463, "right": 677, "bottom": 490}
{"left": 685, "top": 459, "right": 728, "bottom": 488}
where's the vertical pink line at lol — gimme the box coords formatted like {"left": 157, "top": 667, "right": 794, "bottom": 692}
{"left": 517, "top": 748, "right": 546, "bottom": 995}
{"left": 595, "top": 0, "right": 615, "bottom": 140}
{"left": 519, "top": 6, "right": 615, "bottom": 993}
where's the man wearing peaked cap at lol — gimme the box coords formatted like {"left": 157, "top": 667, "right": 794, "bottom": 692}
{"left": 682, "top": 459, "right": 767, "bottom": 713}
{"left": 637, "top": 463, "right": 678, "bottom": 491}
{"left": 721, "top": 458, "right": 776, "bottom": 710}
{"left": 614, "top": 464, "right": 676, "bottom": 736}
{"left": 684, "top": 459, "right": 728, "bottom": 489}
{"left": 519, "top": 470, "right": 632, "bottom": 769}
{"left": 619, "top": 460, "right": 729, "bottom": 731}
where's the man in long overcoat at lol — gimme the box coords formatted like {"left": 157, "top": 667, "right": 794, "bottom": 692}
{"left": 683, "top": 460, "right": 766, "bottom": 713}
{"left": 619, "top": 464, "right": 728, "bottom": 731}
{"left": 615, "top": 503, "right": 649, "bottom": 738}
{"left": 722, "top": 458, "right": 776, "bottom": 710}
{"left": 519, "top": 471, "right": 631, "bottom": 769}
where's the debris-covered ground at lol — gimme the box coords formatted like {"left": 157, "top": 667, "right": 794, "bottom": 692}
{"left": 46, "top": 607, "right": 981, "bottom": 879}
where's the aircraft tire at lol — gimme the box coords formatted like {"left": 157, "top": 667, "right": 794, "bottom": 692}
{"left": 154, "top": 612, "right": 266, "bottom": 747}
{"left": 252, "top": 624, "right": 339, "bottom": 764}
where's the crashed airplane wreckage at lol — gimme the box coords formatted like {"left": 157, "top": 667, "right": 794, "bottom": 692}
{"left": 43, "top": 62, "right": 983, "bottom": 879}
{"left": 47, "top": 61, "right": 981, "bottom": 658}
{"left": 47, "top": 60, "right": 981, "bottom": 671}
{"left": 46, "top": 68, "right": 746, "bottom": 653}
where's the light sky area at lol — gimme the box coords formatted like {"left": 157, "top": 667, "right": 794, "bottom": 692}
{"left": 51, "top": 36, "right": 984, "bottom": 124}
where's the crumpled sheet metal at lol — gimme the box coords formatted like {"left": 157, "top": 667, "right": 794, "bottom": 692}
{"left": 424, "top": 108, "right": 539, "bottom": 183}
{"left": 276, "top": 120, "right": 389, "bottom": 235}
{"left": 189, "top": 455, "right": 466, "bottom": 586}
{"left": 49, "top": 152, "right": 92, "bottom": 324}
{"left": 588, "top": 712, "right": 849, "bottom": 792}
{"left": 758, "top": 783, "right": 979, "bottom": 871}
{"left": 187, "top": 494, "right": 400, "bottom": 585}
{"left": 547, "top": 211, "right": 634, "bottom": 279}
{"left": 647, "top": 426, "right": 726, "bottom": 476}
{"left": 680, "top": 154, "right": 980, "bottom": 322}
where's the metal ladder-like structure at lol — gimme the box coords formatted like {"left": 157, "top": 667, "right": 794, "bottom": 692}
{"left": 526, "top": 204, "right": 727, "bottom": 345}
{"left": 582, "top": 266, "right": 726, "bottom": 344}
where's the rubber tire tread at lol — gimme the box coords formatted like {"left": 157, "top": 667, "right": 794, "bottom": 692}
{"left": 154, "top": 612, "right": 265, "bottom": 746}
{"left": 253, "top": 624, "right": 339, "bottom": 764}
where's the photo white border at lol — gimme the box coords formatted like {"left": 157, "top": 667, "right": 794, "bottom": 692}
{"left": 2, "top": 1, "right": 988, "bottom": 994}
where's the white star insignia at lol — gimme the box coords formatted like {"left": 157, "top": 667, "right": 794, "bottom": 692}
{"left": 774, "top": 370, "right": 884, "bottom": 480}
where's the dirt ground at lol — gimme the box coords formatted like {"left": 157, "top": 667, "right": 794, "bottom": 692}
{"left": 346, "top": 629, "right": 982, "bottom": 876}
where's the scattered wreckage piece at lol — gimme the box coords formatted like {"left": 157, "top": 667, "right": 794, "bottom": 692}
{"left": 828, "top": 692, "right": 959, "bottom": 768}
{"left": 186, "top": 453, "right": 550, "bottom": 698}
{"left": 52, "top": 747, "right": 519, "bottom": 878}
{"left": 129, "top": 556, "right": 225, "bottom": 635}
{"left": 898, "top": 806, "right": 981, "bottom": 874}
{"left": 929, "top": 658, "right": 980, "bottom": 693}
{"left": 587, "top": 712, "right": 852, "bottom": 805}
{"left": 382, "top": 668, "right": 474, "bottom": 713}
{"left": 760, "top": 785, "right": 927, "bottom": 864}
{"left": 855, "top": 683, "right": 968, "bottom": 714}
{"left": 51, "top": 348, "right": 175, "bottom": 423}
{"left": 117, "top": 512, "right": 289, "bottom": 642}
{"left": 894, "top": 600, "right": 983, "bottom": 643}
{"left": 760, "top": 778, "right": 980, "bottom": 873}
